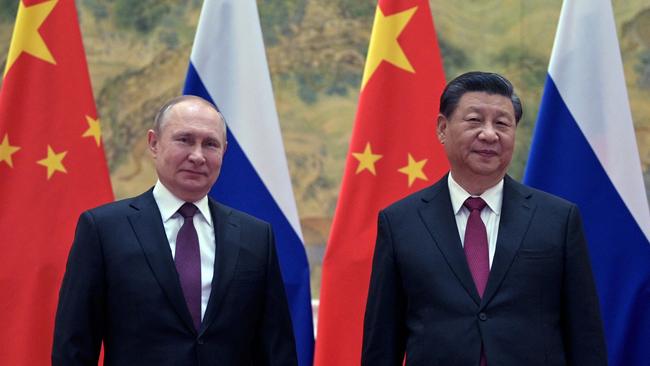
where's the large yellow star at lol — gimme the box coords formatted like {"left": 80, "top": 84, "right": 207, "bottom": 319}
{"left": 4, "top": 0, "right": 58, "bottom": 77}
{"left": 0, "top": 133, "right": 21, "bottom": 168}
{"left": 398, "top": 153, "right": 428, "bottom": 187}
{"left": 37, "top": 145, "right": 67, "bottom": 179}
{"left": 82, "top": 116, "right": 103, "bottom": 146}
{"left": 352, "top": 142, "right": 383, "bottom": 175}
{"left": 361, "top": 5, "right": 418, "bottom": 89}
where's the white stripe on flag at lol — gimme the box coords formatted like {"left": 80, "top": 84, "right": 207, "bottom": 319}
{"left": 189, "top": 0, "right": 303, "bottom": 239}
{"left": 548, "top": 0, "right": 650, "bottom": 241}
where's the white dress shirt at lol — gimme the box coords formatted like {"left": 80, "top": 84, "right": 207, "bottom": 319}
{"left": 447, "top": 174, "right": 504, "bottom": 268}
{"left": 153, "top": 180, "right": 216, "bottom": 319}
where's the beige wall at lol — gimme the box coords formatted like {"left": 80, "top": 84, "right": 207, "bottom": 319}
{"left": 2, "top": 0, "right": 649, "bottom": 297}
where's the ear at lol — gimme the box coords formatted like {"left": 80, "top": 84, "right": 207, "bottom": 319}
{"left": 147, "top": 129, "right": 159, "bottom": 157}
{"left": 437, "top": 114, "right": 447, "bottom": 144}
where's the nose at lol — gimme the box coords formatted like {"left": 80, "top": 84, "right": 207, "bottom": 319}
{"left": 187, "top": 145, "right": 206, "bottom": 165}
{"left": 478, "top": 123, "right": 498, "bottom": 143}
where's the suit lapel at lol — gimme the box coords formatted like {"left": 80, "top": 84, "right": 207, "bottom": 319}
{"left": 199, "top": 200, "right": 241, "bottom": 334}
{"left": 418, "top": 176, "right": 482, "bottom": 305}
{"left": 127, "top": 190, "right": 196, "bottom": 332}
{"left": 481, "top": 176, "right": 535, "bottom": 307}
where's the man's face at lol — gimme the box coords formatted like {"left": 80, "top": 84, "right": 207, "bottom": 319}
{"left": 148, "top": 101, "right": 227, "bottom": 202}
{"left": 437, "top": 91, "right": 516, "bottom": 190}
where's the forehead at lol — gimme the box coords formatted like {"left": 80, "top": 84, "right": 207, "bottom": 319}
{"left": 162, "top": 101, "right": 225, "bottom": 136}
{"left": 455, "top": 91, "right": 515, "bottom": 116}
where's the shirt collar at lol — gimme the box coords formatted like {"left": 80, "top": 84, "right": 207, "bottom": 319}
{"left": 152, "top": 180, "right": 213, "bottom": 227}
{"left": 447, "top": 173, "right": 504, "bottom": 216}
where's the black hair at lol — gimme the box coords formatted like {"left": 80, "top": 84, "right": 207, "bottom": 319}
{"left": 439, "top": 71, "right": 523, "bottom": 123}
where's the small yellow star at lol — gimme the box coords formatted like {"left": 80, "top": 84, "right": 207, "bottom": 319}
{"left": 352, "top": 142, "right": 383, "bottom": 175}
{"left": 37, "top": 145, "right": 67, "bottom": 179}
{"left": 361, "top": 5, "right": 418, "bottom": 89}
{"left": 398, "top": 153, "right": 428, "bottom": 187}
{"left": 4, "top": 0, "right": 58, "bottom": 76}
{"left": 82, "top": 116, "right": 102, "bottom": 146}
{"left": 0, "top": 133, "right": 21, "bottom": 168}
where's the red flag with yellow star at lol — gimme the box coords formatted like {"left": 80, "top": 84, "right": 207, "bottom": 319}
{"left": 314, "top": 0, "right": 448, "bottom": 364}
{"left": 0, "top": 0, "right": 113, "bottom": 364}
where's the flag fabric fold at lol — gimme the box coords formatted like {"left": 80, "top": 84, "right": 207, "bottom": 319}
{"left": 523, "top": 1, "right": 650, "bottom": 365}
{"left": 0, "top": 0, "right": 114, "bottom": 364}
{"left": 183, "top": 1, "right": 314, "bottom": 365}
{"left": 314, "top": 0, "right": 448, "bottom": 364}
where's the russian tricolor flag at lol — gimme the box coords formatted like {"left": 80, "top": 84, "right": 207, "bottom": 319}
{"left": 524, "top": 1, "right": 650, "bottom": 365}
{"left": 183, "top": 1, "right": 314, "bottom": 365}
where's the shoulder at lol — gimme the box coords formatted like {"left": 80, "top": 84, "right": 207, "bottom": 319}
{"left": 81, "top": 189, "right": 155, "bottom": 221}
{"left": 209, "top": 199, "right": 271, "bottom": 230}
{"left": 505, "top": 176, "right": 577, "bottom": 211}
{"left": 382, "top": 175, "right": 449, "bottom": 215}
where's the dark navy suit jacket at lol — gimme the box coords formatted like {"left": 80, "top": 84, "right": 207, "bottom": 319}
{"left": 362, "top": 175, "right": 607, "bottom": 366}
{"left": 53, "top": 189, "right": 297, "bottom": 365}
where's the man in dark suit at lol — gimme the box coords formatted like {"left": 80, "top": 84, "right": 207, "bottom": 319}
{"left": 52, "top": 95, "right": 298, "bottom": 365}
{"left": 362, "top": 72, "right": 607, "bottom": 365}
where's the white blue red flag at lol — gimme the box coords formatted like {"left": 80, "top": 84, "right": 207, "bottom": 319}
{"left": 183, "top": 1, "right": 314, "bottom": 365}
{"left": 524, "top": 1, "right": 650, "bottom": 365}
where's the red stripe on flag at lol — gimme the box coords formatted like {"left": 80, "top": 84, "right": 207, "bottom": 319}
{"left": 0, "top": 1, "right": 113, "bottom": 364}
{"left": 314, "top": 0, "right": 447, "bottom": 364}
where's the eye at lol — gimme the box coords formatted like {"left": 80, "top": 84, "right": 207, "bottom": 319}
{"left": 204, "top": 140, "right": 220, "bottom": 149}
{"left": 174, "top": 135, "right": 194, "bottom": 144}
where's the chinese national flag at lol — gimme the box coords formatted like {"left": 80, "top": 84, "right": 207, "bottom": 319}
{"left": 314, "top": 0, "right": 448, "bottom": 364}
{"left": 0, "top": 0, "right": 114, "bottom": 364}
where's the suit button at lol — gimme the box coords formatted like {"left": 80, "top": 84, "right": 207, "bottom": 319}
{"left": 197, "top": 338, "right": 205, "bottom": 345}
{"left": 478, "top": 312, "right": 488, "bottom": 321}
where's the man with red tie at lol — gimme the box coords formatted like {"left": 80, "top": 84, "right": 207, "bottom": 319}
{"left": 362, "top": 72, "right": 607, "bottom": 365}
{"left": 53, "top": 95, "right": 297, "bottom": 365}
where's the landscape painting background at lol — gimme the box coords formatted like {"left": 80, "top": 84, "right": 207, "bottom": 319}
{"left": 1, "top": 0, "right": 649, "bottom": 297}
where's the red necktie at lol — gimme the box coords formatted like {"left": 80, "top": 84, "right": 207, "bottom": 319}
{"left": 175, "top": 203, "right": 201, "bottom": 330}
{"left": 463, "top": 197, "right": 489, "bottom": 366}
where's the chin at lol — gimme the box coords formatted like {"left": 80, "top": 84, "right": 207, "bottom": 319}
{"left": 469, "top": 166, "right": 505, "bottom": 179}
{"left": 469, "top": 162, "right": 498, "bottom": 173}
{"left": 177, "top": 183, "right": 208, "bottom": 196}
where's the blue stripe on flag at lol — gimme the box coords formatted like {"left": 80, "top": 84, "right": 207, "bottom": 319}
{"left": 184, "top": 63, "right": 314, "bottom": 366}
{"left": 524, "top": 77, "right": 650, "bottom": 366}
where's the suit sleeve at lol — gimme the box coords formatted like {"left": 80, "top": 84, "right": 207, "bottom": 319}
{"left": 254, "top": 223, "right": 299, "bottom": 366}
{"left": 52, "top": 211, "right": 105, "bottom": 366}
{"left": 362, "top": 210, "right": 407, "bottom": 366}
{"left": 562, "top": 205, "right": 608, "bottom": 365}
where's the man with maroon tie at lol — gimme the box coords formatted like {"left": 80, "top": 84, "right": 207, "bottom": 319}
{"left": 53, "top": 95, "right": 297, "bottom": 365}
{"left": 361, "top": 72, "right": 607, "bottom": 366}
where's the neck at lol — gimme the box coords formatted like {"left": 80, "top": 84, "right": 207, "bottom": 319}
{"left": 450, "top": 171, "right": 503, "bottom": 196}
{"left": 156, "top": 180, "right": 207, "bottom": 203}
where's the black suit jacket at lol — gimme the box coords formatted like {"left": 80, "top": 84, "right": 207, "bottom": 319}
{"left": 52, "top": 189, "right": 297, "bottom": 366}
{"left": 362, "top": 175, "right": 607, "bottom": 366}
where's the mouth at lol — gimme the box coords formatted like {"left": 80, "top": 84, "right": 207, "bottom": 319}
{"left": 179, "top": 169, "right": 208, "bottom": 177}
{"left": 473, "top": 149, "right": 498, "bottom": 157}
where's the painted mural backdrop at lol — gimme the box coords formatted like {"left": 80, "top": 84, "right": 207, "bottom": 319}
{"left": 2, "top": 0, "right": 649, "bottom": 296}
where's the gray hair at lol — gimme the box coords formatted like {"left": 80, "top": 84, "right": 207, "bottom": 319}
{"left": 153, "top": 95, "right": 227, "bottom": 139}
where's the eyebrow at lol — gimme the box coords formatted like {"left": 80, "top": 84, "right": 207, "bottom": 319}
{"left": 464, "top": 106, "right": 514, "bottom": 118}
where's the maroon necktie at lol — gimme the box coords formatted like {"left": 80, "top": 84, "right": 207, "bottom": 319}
{"left": 463, "top": 197, "right": 489, "bottom": 366}
{"left": 175, "top": 203, "right": 201, "bottom": 330}
{"left": 463, "top": 197, "right": 489, "bottom": 297}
